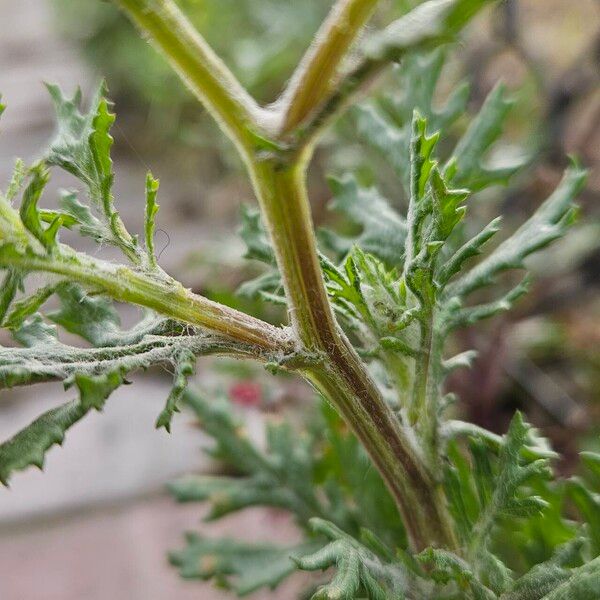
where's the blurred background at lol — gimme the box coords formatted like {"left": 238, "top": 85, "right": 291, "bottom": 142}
{"left": 0, "top": 0, "right": 598, "bottom": 598}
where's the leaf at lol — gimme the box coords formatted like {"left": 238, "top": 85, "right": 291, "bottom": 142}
{"left": 448, "top": 163, "right": 586, "bottom": 298}
{"left": 11, "top": 313, "right": 59, "bottom": 348}
{"left": 0, "top": 369, "right": 122, "bottom": 485}
{"left": 144, "top": 171, "right": 160, "bottom": 269}
{"left": 169, "top": 474, "right": 301, "bottom": 519}
{"left": 450, "top": 82, "right": 524, "bottom": 190}
{"left": 3, "top": 282, "right": 64, "bottom": 330}
{"left": 170, "top": 534, "right": 313, "bottom": 596}
{"left": 470, "top": 413, "right": 553, "bottom": 554}
{"left": 178, "top": 390, "right": 321, "bottom": 523}
{"left": 239, "top": 204, "right": 275, "bottom": 265}
{"left": 293, "top": 518, "right": 406, "bottom": 600}
{"left": 445, "top": 275, "right": 531, "bottom": 331}
{"left": 47, "top": 282, "right": 121, "bottom": 345}
{"left": 58, "top": 189, "right": 108, "bottom": 242}
{"left": 70, "top": 369, "right": 124, "bottom": 411}
{"left": 322, "top": 175, "right": 407, "bottom": 266}
{"left": 0, "top": 400, "right": 87, "bottom": 485}
{"left": 353, "top": 103, "right": 410, "bottom": 183}
{"left": 502, "top": 538, "right": 585, "bottom": 600}
{"left": 45, "top": 82, "right": 139, "bottom": 260}
{"left": 155, "top": 348, "right": 195, "bottom": 432}
{"left": 0, "top": 269, "right": 22, "bottom": 324}
{"left": 437, "top": 216, "right": 503, "bottom": 286}
{"left": 417, "top": 547, "right": 496, "bottom": 599}
{"left": 567, "top": 478, "right": 600, "bottom": 557}
{"left": 19, "top": 163, "right": 58, "bottom": 252}
{"left": 539, "top": 556, "right": 600, "bottom": 600}
{"left": 4, "top": 158, "right": 27, "bottom": 204}
{"left": 364, "top": 0, "right": 494, "bottom": 63}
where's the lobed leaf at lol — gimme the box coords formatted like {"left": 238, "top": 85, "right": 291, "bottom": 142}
{"left": 170, "top": 533, "right": 314, "bottom": 596}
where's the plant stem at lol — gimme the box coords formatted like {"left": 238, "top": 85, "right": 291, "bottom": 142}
{"left": 112, "top": 0, "right": 460, "bottom": 552}
{"left": 0, "top": 247, "right": 292, "bottom": 354}
{"left": 280, "top": 0, "right": 380, "bottom": 134}
{"left": 306, "top": 353, "right": 458, "bottom": 551}
{"left": 248, "top": 157, "right": 458, "bottom": 551}
{"left": 113, "top": 0, "right": 269, "bottom": 154}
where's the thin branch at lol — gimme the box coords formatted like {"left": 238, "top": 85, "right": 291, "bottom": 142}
{"left": 113, "top": 0, "right": 269, "bottom": 153}
{"left": 294, "top": 0, "right": 496, "bottom": 153}
{"left": 0, "top": 331, "right": 280, "bottom": 389}
{"left": 279, "top": 0, "right": 380, "bottom": 134}
{"left": 0, "top": 245, "right": 294, "bottom": 354}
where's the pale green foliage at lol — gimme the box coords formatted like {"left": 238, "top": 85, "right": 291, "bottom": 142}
{"left": 294, "top": 519, "right": 405, "bottom": 599}
{"left": 225, "top": 50, "right": 594, "bottom": 599}
{"left": 170, "top": 534, "right": 314, "bottom": 595}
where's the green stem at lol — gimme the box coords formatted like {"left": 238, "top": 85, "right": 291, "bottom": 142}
{"left": 306, "top": 359, "right": 457, "bottom": 551}
{"left": 0, "top": 247, "right": 292, "bottom": 354}
{"left": 248, "top": 157, "right": 458, "bottom": 551}
{"left": 280, "top": 0, "right": 380, "bottom": 134}
{"left": 114, "top": 0, "right": 268, "bottom": 154}
{"left": 112, "top": 0, "right": 460, "bottom": 552}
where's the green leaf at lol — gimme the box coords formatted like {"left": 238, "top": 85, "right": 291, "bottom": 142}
{"left": 445, "top": 275, "right": 531, "bottom": 331}
{"left": 58, "top": 189, "right": 108, "bottom": 242}
{"left": 144, "top": 171, "right": 160, "bottom": 269}
{"left": 0, "top": 400, "right": 87, "bottom": 485}
{"left": 470, "top": 413, "right": 552, "bottom": 554}
{"left": 155, "top": 348, "right": 195, "bottom": 432}
{"left": 3, "top": 282, "right": 63, "bottom": 330}
{"left": 450, "top": 82, "right": 523, "bottom": 190}
{"left": 539, "top": 556, "right": 600, "bottom": 600}
{"left": 239, "top": 204, "right": 275, "bottom": 265}
{"left": 502, "top": 538, "right": 585, "bottom": 600}
{"left": 321, "top": 175, "right": 407, "bottom": 266}
{"left": 45, "top": 82, "right": 139, "bottom": 261}
{"left": 567, "top": 478, "right": 600, "bottom": 557}
{"left": 170, "top": 534, "right": 313, "bottom": 596}
{"left": 0, "top": 368, "right": 122, "bottom": 485}
{"left": 179, "top": 390, "right": 321, "bottom": 523}
{"left": 437, "top": 217, "right": 503, "bottom": 286}
{"left": 169, "top": 474, "right": 301, "bottom": 519}
{"left": 0, "top": 364, "right": 129, "bottom": 485}
{"left": 417, "top": 547, "right": 496, "bottom": 599}
{"left": 70, "top": 369, "right": 124, "bottom": 411}
{"left": 294, "top": 518, "right": 406, "bottom": 600}
{"left": 448, "top": 164, "right": 586, "bottom": 299}
{"left": 19, "top": 163, "right": 59, "bottom": 252}
{"left": 47, "top": 283, "right": 121, "bottom": 345}
{"left": 364, "top": 0, "right": 494, "bottom": 63}
{"left": 4, "top": 158, "right": 27, "bottom": 204}
{"left": 0, "top": 269, "right": 22, "bottom": 324}
{"left": 11, "top": 313, "right": 58, "bottom": 348}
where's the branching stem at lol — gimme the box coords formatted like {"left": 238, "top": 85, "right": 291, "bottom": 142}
{"left": 110, "top": 0, "right": 464, "bottom": 552}
{"left": 0, "top": 247, "right": 292, "bottom": 354}
{"left": 279, "top": 0, "right": 380, "bottom": 134}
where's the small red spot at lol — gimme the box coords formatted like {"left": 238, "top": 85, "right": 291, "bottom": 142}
{"left": 229, "top": 381, "right": 262, "bottom": 407}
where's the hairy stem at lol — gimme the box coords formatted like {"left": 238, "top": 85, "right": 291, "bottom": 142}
{"left": 279, "top": 0, "right": 380, "bottom": 134}
{"left": 113, "top": 0, "right": 269, "bottom": 153}
{"left": 112, "top": 0, "right": 460, "bottom": 552}
{"left": 0, "top": 248, "right": 292, "bottom": 354}
{"left": 306, "top": 351, "right": 458, "bottom": 551}
{"left": 249, "top": 157, "right": 457, "bottom": 551}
